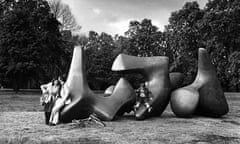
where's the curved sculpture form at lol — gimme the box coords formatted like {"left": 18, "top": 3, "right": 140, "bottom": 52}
{"left": 60, "top": 46, "right": 136, "bottom": 122}
{"left": 170, "top": 87, "right": 199, "bottom": 117}
{"left": 104, "top": 72, "right": 183, "bottom": 95}
{"left": 150, "top": 72, "right": 184, "bottom": 117}
{"left": 104, "top": 85, "right": 115, "bottom": 96}
{"left": 170, "top": 48, "right": 229, "bottom": 118}
{"left": 112, "top": 54, "right": 171, "bottom": 120}
{"left": 104, "top": 72, "right": 184, "bottom": 95}
{"left": 107, "top": 72, "right": 184, "bottom": 117}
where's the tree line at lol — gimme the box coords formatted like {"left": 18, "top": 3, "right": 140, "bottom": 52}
{"left": 0, "top": 0, "right": 239, "bottom": 91}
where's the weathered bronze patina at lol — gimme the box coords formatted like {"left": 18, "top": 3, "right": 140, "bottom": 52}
{"left": 170, "top": 48, "right": 229, "bottom": 117}
{"left": 60, "top": 46, "right": 136, "bottom": 122}
{"left": 112, "top": 54, "right": 171, "bottom": 120}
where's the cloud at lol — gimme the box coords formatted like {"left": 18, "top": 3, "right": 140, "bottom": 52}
{"left": 107, "top": 19, "right": 166, "bottom": 35}
{"left": 152, "top": 20, "right": 164, "bottom": 31}
{"left": 108, "top": 19, "right": 131, "bottom": 35}
{"left": 92, "top": 8, "right": 102, "bottom": 15}
{"left": 63, "top": 0, "right": 208, "bottom": 35}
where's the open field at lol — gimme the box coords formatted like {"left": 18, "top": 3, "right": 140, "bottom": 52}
{"left": 0, "top": 92, "right": 240, "bottom": 143}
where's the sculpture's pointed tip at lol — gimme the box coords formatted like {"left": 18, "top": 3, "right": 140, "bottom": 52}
{"left": 198, "top": 48, "right": 208, "bottom": 59}
{"left": 112, "top": 77, "right": 134, "bottom": 95}
{"left": 111, "top": 54, "right": 126, "bottom": 71}
{"left": 65, "top": 46, "right": 88, "bottom": 90}
{"left": 115, "top": 77, "right": 134, "bottom": 91}
{"left": 75, "top": 45, "right": 82, "bottom": 49}
{"left": 199, "top": 47, "right": 206, "bottom": 52}
{"left": 198, "top": 48, "right": 215, "bottom": 70}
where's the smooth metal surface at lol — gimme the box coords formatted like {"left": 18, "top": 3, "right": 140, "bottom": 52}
{"left": 103, "top": 72, "right": 184, "bottom": 117}
{"left": 170, "top": 48, "right": 229, "bottom": 117}
{"left": 104, "top": 85, "right": 115, "bottom": 96}
{"left": 112, "top": 54, "right": 171, "bottom": 120}
{"left": 60, "top": 46, "right": 136, "bottom": 122}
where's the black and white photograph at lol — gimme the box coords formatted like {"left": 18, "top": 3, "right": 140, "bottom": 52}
{"left": 0, "top": 0, "right": 239, "bottom": 143}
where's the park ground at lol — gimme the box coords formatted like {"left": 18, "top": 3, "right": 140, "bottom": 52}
{"left": 0, "top": 92, "right": 240, "bottom": 144}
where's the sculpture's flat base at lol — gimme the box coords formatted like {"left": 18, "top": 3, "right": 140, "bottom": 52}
{"left": 0, "top": 93, "right": 240, "bottom": 144}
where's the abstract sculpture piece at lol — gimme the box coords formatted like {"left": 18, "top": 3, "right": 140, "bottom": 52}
{"left": 105, "top": 72, "right": 183, "bottom": 95}
{"left": 106, "top": 72, "right": 184, "bottom": 117}
{"left": 104, "top": 85, "right": 115, "bottom": 96}
{"left": 147, "top": 72, "right": 184, "bottom": 117}
{"left": 170, "top": 48, "right": 229, "bottom": 118}
{"left": 60, "top": 46, "right": 136, "bottom": 122}
{"left": 112, "top": 54, "right": 171, "bottom": 120}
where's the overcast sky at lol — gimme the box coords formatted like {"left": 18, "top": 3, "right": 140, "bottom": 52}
{"left": 63, "top": 0, "right": 208, "bottom": 36}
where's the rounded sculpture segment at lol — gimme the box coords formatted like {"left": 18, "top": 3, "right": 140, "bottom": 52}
{"left": 104, "top": 85, "right": 115, "bottom": 96}
{"left": 109, "top": 72, "right": 185, "bottom": 117}
{"left": 60, "top": 46, "right": 94, "bottom": 122}
{"left": 60, "top": 46, "right": 136, "bottom": 122}
{"left": 103, "top": 84, "right": 135, "bottom": 116}
{"left": 170, "top": 86, "right": 199, "bottom": 118}
{"left": 112, "top": 54, "right": 171, "bottom": 120}
{"left": 65, "top": 46, "right": 90, "bottom": 100}
{"left": 151, "top": 72, "right": 184, "bottom": 117}
{"left": 195, "top": 48, "right": 229, "bottom": 117}
{"left": 170, "top": 48, "right": 229, "bottom": 118}
{"left": 93, "top": 78, "right": 136, "bottom": 121}
{"left": 112, "top": 54, "right": 166, "bottom": 71}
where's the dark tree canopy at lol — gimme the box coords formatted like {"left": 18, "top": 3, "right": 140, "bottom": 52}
{"left": 165, "top": 0, "right": 240, "bottom": 90}
{"left": 83, "top": 31, "right": 119, "bottom": 89}
{"left": 125, "top": 19, "right": 165, "bottom": 57}
{"left": 198, "top": 0, "right": 240, "bottom": 90}
{"left": 48, "top": 0, "right": 81, "bottom": 32}
{"left": 0, "top": 0, "right": 239, "bottom": 92}
{"left": 165, "top": 1, "right": 204, "bottom": 84}
{"left": 0, "top": 0, "right": 72, "bottom": 90}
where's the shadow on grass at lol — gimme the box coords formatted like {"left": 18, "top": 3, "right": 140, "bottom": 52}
{"left": 191, "top": 134, "right": 240, "bottom": 144}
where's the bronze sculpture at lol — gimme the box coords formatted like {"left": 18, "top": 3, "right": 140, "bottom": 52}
{"left": 170, "top": 48, "right": 229, "bottom": 118}
{"left": 60, "top": 46, "right": 136, "bottom": 122}
{"left": 105, "top": 72, "right": 184, "bottom": 95}
{"left": 58, "top": 46, "right": 227, "bottom": 122}
{"left": 112, "top": 54, "right": 171, "bottom": 120}
{"left": 104, "top": 72, "right": 184, "bottom": 117}
{"left": 104, "top": 85, "right": 115, "bottom": 96}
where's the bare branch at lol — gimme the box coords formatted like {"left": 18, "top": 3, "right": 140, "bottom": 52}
{"left": 48, "top": 0, "right": 81, "bottom": 32}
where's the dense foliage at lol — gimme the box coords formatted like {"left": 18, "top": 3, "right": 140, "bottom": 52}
{"left": 0, "top": 0, "right": 74, "bottom": 91}
{"left": 165, "top": 0, "right": 240, "bottom": 91}
{"left": 0, "top": 0, "right": 239, "bottom": 91}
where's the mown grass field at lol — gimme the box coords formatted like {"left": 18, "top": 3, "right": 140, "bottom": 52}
{"left": 0, "top": 92, "right": 240, "bottom": 144}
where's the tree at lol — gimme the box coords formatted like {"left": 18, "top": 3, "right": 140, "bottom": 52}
{"left": 48, "top": 0, "right": 81, "bottom": 32}
{"left": 83, "top": 31, "right": 119, "bottom": 89}
{"left": 197, "top": 0, "right": 240, "bottom": 90}
{"left": 165, "top": 0, "right": 240, "bottom": 91}
{"left": 125, "top": 19, "right": 165, "bottom": 57}
{"left": 227, "top": 51, "right": 240, "bottom": 91}
{"left": 165, "top": 1, "right": 204, "bottom": 85}
{"left": 0, "top": 0, "right": 67, "bottom": 90}
{"left": 119, "top": 19, "right": 168, "bottom": 88}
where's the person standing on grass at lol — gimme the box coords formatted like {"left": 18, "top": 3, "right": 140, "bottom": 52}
{"left": 49, "top": 76, "right": 71, "bottom": 125}
{"left": 40, "top": 78, "right": 62, "bottom": 125}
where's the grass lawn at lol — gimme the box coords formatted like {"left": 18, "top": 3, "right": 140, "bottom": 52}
{"left": 0, "top": 92, "right": 240, "bottom": 144}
